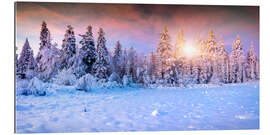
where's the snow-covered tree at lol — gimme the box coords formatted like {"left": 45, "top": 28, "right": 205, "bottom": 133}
{"left": 93, "top": 28, "right": 110, "bottom": 80}
{"left": 156, "top": 26, "right": 173, "bottom": 80}
{"left": 59, "top": 25, "right": 76, "bottom": 70}
{"left": 191, "top": 58, "right": 200, "bottom": 84}
{"left": 72, "top": 25, "right": 96, "bottom": 78}
{"left": 246, "top": 41, "right": 259, "bottom": 81}
{"left": 216, "top": 36, "right": 229, "bottom": 83}
{"left": 148, "top": 51, "right": 156, "bottom": 83}
{"left": 229, "top": 35, "right": 246, "bottom": 83}
{"left": 206, "top": 29, "right": 218, "bottom": 83}
{"left": 36, "top": 42, "right": 60, "bottom": 81}
{"left": 198, "top": 55, "right": 209, "bottom": 84}
{"left": 39, "top": 21, "right": 51, "bottom": 50}
{"left": 34, "top": 21, "right": 61, "bottom": 81}
{"left": 137, "top": 55, "right": 149, "bottom": 85}
{"left": 119, "top": 48, "right": 128, "bottom": 78}
{"left": 182, "top": 57, "right": 193, "bottom": 85}
{"left": 206, "top": 28, "right": 218, "bottom": 54}
{"left": 126, "top": 46, "right": 137, "bottom": 83}
{"left": 16, "top": 46, "right": 19, "bottom": 74}
{"left": 255, "top": 57, "right": 260, "bottom": 80}
{"left": 165, "top": 59, "right": 178, "bottom": 86}
{"left": 35, "top": 22, "right": 51, "bottom": 70}
{"left": 112, "top": 41, "right": 123, "bottom": 75}
{"left": 36, "top": 21, "right": 51, "bottom": 66}
{"left": 18, "top": 38, "right": 35, "bottom": 79}
{"left": 174, "top": 28, "right": 185, "bottom": 59}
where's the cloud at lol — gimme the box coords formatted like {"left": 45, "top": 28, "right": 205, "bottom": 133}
{"left": 15, "top": 3, "right": 259, "bottom": 56}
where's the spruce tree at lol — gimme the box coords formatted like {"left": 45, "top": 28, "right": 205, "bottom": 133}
{"left": 156, "top": 26, "right": 173, "bottom": 80}
{"left": 35, "top": 21, "right": 61, "bottom": 81}
{"left": 207, "top": 28, "right": 218, "bottom": 83}
{"left": 36, "top": 21, "right": 51, "bottom": 65}
{"left": 174, "top": 28, "right": 185, "bottom": 59}
{"left": 93, "top": 28, "right": 110, "bottom": 80}
{"left": 216, "top": 36, "right": 229, "bottom": 83}
{"left": 112, "top": 41, "right": 123, "bottom": 76}
{"left": 120, "top": 48, "right": 128, "bottom": 78}
{"left": 229, "top": 35, "right": 246, "bottom": 83}
{"left": 59, "top": 25, "right": 76, "bottom": 70}
{"left": 73, "top": 25, "right": 96, "bottom": 77}
{"left": 148, "top": 51, "right": 156, "bottom": 83}
{"left": 16, "top": 46, "right": 19, "bottom": 74}
{"left": 126, "top": 46, "right": 137, "bottom": 82}
{"left": 18, "top": 38, "right": 35, "bottom": 79}
{"left": 246, "top": 41, "right": 258, "bottom": 81}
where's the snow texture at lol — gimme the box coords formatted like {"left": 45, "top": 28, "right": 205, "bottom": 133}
{"left": 16, "top": 81, "right": 259, "bottom": 133}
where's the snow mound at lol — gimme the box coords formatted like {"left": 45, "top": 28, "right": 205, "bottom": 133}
{"left": 151, "top": 110, "right": 159, "bottom": 116}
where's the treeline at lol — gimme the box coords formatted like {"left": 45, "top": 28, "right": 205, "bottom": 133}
{"left": 16, "top": 22, "right": 259, "bottom": 88}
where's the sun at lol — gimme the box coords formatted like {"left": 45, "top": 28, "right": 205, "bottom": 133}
{"left": 183, "top": 45, "right": 197, "bottom": 58}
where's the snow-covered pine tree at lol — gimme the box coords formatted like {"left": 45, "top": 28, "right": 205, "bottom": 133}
{"left": 182, "top": 57, "right": 193, "bottom": 86}
{"left": 93, "top": 28, "right": 111, "bottom": 80}
{"left": 142, "top": 55, "right": 150, "bottom": 85}
{"left": 174, "top": 28, "right": 185, "bottom": 59}
{"left": 206, "top": 28, "right": 218, "bottom": 54}
{"left": 255, "top": 56, "right": 260, "bottom": 80}
{"left": 137, "top": 55, "right": 149, "bottom": 85}
{"left": 198, "top": 39, "right": 210, "bottom": 84}
{"left": 35, "top": 21, "right": 51, "bottom": 66}
{"left": 156, "top": 26, "right": 173, "bottom": 81}
{"left": 246, "top": 41, "right": 258, "bottom": 81}
{"left": 112, "top": 41, "right": 123, "bottom": 76}
{"left": 216, "top": 36, "right": 229, "bottom": 83}
{"left": 126, "top": 46, "right": 138, "bottom": 83}
{"left": 191, "top": 58, "right": 200, "bottom": 84}
{"left": 148, "top": 51, "right": 156, "bottom": 83}
{"left": 229, "top": 35, "right": 246, "bottom": 83}
{"left": 165, "top": 59, "right": 178, "bottom": 86}
{"left": 35, "top": 21, "right": 62, "bottom": 81}
{"left": 199, "top": 54, "right": 209, "bottom": 84}
{"left": 18, "top": 38, "right": 35, "bottom": 79}
{"left": 72, "top": 25, "right": 96, "bottom": 78}
{"left": 16, "top": 46, "right": 19, "bottom": 74}
{"left": 35, "top": 21, "right": 51, "bottom": 70}
{"left": 59, "top": 25, "right": 76, "bottom": 70}
{"left": 120, "top": 48, "right": 128, "bottom": 78}
{"left": 37, "top": 42, "right": 60, "bottom": 81}
{"left": 206, "top": 28, "right": 219, "bottom": 83}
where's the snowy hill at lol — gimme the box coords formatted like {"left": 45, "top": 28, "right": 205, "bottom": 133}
{"left": 16, "top": 81, "right": 259, "bottom": 133}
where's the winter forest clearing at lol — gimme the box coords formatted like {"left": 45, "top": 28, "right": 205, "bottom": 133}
{"left": 16, "top": 81, "right": 259, "bottom": 133}
{"left": 15, "top": 3, "right": 259, "bottom": 133}
{"left": 15, "top": 20, "right": 260, "bottom": 132}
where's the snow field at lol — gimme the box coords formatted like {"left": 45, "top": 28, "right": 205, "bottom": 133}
{"left": 16, "top": 81, "right": 259, "bottom": 133}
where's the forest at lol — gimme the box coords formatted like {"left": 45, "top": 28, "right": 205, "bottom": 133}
{"left": 16, "top": 21, "right": 260, "bottom": 95}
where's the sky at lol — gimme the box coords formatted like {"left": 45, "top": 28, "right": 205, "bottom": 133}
{"left": 16, "top": 2, "right": 259, "bottom": 57}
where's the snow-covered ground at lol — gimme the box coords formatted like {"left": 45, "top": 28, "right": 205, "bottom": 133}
{"left": 16, "top": 81, "right": 259, "bottom": 133}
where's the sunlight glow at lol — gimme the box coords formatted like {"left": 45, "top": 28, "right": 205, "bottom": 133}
{"left": 183, "top": 45, "right": 197, "bottom": 58}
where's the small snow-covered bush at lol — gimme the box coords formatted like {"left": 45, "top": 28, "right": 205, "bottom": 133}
{"left": 75, "top": 74, "right": 97, "bottom": 91}
{"left": 122, "top": 75, "right": 131, "bottom": 87}
{"left": 16, "top": 79, "right": 29, "bottom": 95}
{"left": 20, "top": 77, "right": 47, "bottom": 96}
{"left": 52, "top": 69, "right": 77, "bottom": 86}
{"left": 102, "top": 80, "right": 121, "bottom": 89}
{"left": 109, "top": 72, "right": 121, "bottom": 83}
